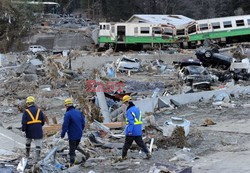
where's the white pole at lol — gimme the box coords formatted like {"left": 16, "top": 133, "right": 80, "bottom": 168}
{"left": 149, "top": 138, "right": 154, "bottom": 154}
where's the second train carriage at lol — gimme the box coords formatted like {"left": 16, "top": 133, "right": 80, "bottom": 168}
{"left": 190, "top": 15, "right": 250, "bottom": 44}
{"left": 98, "top": 15, "right": 250, "bottom": 49}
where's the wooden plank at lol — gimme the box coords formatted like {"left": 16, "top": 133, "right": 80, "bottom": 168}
{"left": 52, "top": 116, "right": 58, "bottom": 124}
{"left": 43, "top": 124, "right": 62, "bottom": 136}
{"left": 44, "top": 114, "right": 50, "bottom": 125}
{"left": 103, "top": 122, "right": 125, "bottom": 129}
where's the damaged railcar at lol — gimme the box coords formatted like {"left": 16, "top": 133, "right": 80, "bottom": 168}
{"left": 97, "top": 14, "right": 250, "bottom": 50}
{"left": 98, "top": 15, "right": 196, "bottom": 50}
{"left": 190, "top": 15, "right": 250, "bottom": 46}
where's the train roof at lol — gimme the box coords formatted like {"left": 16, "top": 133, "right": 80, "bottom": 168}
{"left": 197, "top": 15, "right": 250, "bottom": 22}
{"left": 127, "top": 14, "right": 195, "bottom": 27}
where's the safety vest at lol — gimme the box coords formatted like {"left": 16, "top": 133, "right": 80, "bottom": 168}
{"left": 25, "top": 108, "right": 42, "bottom": 125}
{"left": 126, "top": 111, "right": 142, "bottom": 125}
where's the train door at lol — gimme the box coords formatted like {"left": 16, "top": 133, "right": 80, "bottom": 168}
{"left": 117, "top": 26, "right": 126, "bottom": 42}
{"left": 111, "top": 25, "right": 116, "bottom": 41}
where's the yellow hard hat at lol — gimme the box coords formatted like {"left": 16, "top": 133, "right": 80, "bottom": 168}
{"left": 122, "top": 95, "right": 131, "bottom": 103}
{"left": 26, "top": 96, "right": 35, "bottom": 103}
{"left": 64, "top": 98, "right": 73, "bottom": 106}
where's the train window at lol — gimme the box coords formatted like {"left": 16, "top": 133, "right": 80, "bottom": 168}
{"left": 211, "top": 22, "right": 220, "bottom": 29}
{"left": 163, "top": 28, "right": 173, "bottom": 36}
{"left": 140, "top": 27, "right": 150, "bottom": 34}
{"left": 248, "top": 19, "right": 250, "bottom": 25}
{"left": 223, "top": 21, "right": 232, "bottom": 28}
{"left": 100, "top": 25, "right": 103, "bottom": 30}
{"left": 199, "top": 24, "right": 208, "bottom": 30}
{"left": 106, "top": 25, "right": 110, "bottom": 30}
{"left": 236, "top": 20, "right": 245, "bottom": 27}
{"left": 152, "top": 27, "right": 161, "bottom": 34}
{"left": 134, "top": 27, "right": 138, "bottom": 34}
{"left": 188, "top": 25, "right": 196, "bottom": 34}
{"left": 176, "top": 29, "right": 185, "bottom": 35}
{"left": 111, "top": 26, "right": 115, "bottom": 33}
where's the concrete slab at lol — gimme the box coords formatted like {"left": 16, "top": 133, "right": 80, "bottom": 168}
{"left": 193, "top": 151, "right": 250, "bottom": 173}
{"left": 197, "top": 119, "right": 250, "bottom": 134}
{"left": 193, "top": 115, "right": 250, "bottom": 173}
{"left": 134, "top": 98, "right": 158, "bottom": 114}
{"left": 160, "top": 85, "right": 250, "bottom": 105}
{"left": 134, "top": 85, "right": 250, "bottom": 114}
{"left": 0, "top": 127, "right": 26, "bottom": 150}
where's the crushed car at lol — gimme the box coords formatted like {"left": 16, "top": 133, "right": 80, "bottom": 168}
{"left": 116, "top": 55, "right": 140, "bottom": 72}
{"left": 173, "top": 58, "right": 202, "bottom": 69}
{"left": 230, "top": 58, "right": 250, "bottom": 81}
{"left": 178, "top": 65, "right": 218, "bottom": 88}
{"left": 195, "top": 48, "right": 232, "bottom": 70}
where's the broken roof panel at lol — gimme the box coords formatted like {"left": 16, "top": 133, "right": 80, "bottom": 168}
{"left": 127, "top": 14, "right": 195, "bottom": 28}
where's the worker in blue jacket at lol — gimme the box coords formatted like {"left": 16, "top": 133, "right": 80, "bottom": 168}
{"left": 22, "top": 96, "right": 45, "bottom": 162}
{"left": 120, "top": 95, "right": 150, "bottom": 160}
{"left": 61, "top": 98, "right": 85, "bottom": 166}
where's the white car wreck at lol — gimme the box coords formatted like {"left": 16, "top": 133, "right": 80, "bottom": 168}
{"left": 116, "top": 56, "right": 140, "bottom": 72}
{"left": 28, "top": 45, "right": 47, "bottom": 53}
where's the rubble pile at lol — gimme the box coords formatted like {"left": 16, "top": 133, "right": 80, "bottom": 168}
{"left": 1, "top": 42, "right": 250, "bottom": 172}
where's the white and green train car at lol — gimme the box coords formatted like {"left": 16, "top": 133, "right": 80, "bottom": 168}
{"left": 98, "top": 15, "right": 250, "bottom": 49}
{"left": 99, "top": 22, "right": 176, "bottom": 49}
{"left": 190, "top": 15, "right": 250, "bottom": 45}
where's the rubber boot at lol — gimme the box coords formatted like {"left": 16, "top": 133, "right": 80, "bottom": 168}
{"left": 70, "top": 157, "right": 76, "bottom": 166}
{"left": 26, "top": 143, "right": 31, "bottom": 158}
{"left": 145, "top": 153, "right": 151, "bottom": 159}
{"left": 35, "top": 147, "right": 41, "bottom": 163}
{"left": 26, "top": 147, "right": 30, "bottom": 158}
{"left": 65, "top": 157, "right": 76, "bottom": 168}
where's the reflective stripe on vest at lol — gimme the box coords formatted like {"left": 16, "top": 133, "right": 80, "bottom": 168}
{"left": 26, "top": 108, "right": 42, "bottom": 125}
{"left": 126, "top": 111, "right": 142, "bottom": 125}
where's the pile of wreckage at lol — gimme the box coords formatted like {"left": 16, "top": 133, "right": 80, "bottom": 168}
{"left": 195, "top": 43, "right": 250, "bottom": 82}
{"left": 38, "top": 14, "right": 98, "bottom": 29}
{"left": 171, "top": 43, "right": 250, "bottom": 92}
{"left": 0, "top": 50, "right": 195, "bottom": 173}
{"left": 1, "top": 42, "right": 250, "bottom": 172}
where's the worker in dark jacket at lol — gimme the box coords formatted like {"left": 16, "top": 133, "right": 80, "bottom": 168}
{"left": 22, "top": 96, "right": 45, "bottom": 162}
{"left": 61, "top": 98, "right": 85, "bottom": 166}
{"left": 120, "top": 95, "right": 150, "bottom": 160}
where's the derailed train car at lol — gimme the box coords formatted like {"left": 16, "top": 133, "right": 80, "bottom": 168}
{"left": 98, "top": 14, "right": 250, "bottom": 49}
{"left": 191, "top": 15, "right": 250, "bottom": 46}
{"left": 98, "top": 15, "right": 196, "bottom": 50}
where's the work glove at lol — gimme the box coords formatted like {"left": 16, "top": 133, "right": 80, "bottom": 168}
{"left": 127, "top": 132, "right": 132, "bottom": 136}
